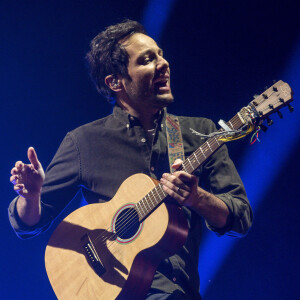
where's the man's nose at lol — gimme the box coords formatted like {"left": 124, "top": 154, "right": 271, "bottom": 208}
{"left": 157, "top": 56, "right": 169, "bottom": 71}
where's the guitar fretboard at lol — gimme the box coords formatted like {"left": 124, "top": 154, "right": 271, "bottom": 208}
{"left": 136, "top": 113, "right": 245, "bottom": 221}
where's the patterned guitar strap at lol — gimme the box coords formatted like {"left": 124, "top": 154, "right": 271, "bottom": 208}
{"left": 165, "top": 114, "right": 185, "bottom": 173}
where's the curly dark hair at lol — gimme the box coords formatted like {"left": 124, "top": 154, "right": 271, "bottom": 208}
{"left": 86, "top": 20, "right": 146, "bottom": 103}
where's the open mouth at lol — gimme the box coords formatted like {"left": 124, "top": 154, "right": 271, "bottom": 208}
{"left": 153, "top": 77, "right": 170, "bottom": 92}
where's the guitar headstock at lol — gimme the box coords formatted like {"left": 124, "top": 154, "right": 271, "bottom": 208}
{"left": 191, "top": 80, "right": 293, "bottom": 143}
{"left": 248, "top": 80, "right": 293, "bottom": 124}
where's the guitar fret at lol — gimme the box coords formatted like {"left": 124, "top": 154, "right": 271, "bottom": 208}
{"left": 203, "top": 144, "right": 210, "bottom": 154}
{"left": 194, "top": 153, "right": 200, "bottom": 164}
{"left": 143, "top": 196, "right": 151, "bottom": 212}
{"left": 186, "top": 158, "right": 193, "bottom": 171}
{"left": 156, "top": 187, "right": 164, "bottom": 204}
{"left": 235, "top": 113, "right": 244, "bottom": 126}
{"left": 138, "top": 184, "right": 169, "bottom": 221}
{"left": 182, "top": 164, "right": 188, "bottom": 173}
{"left": 215, "top": 137, "right": 220, "bottom": 146}
{"left": 135, "top": 202, "right": 142, "bottom": 217}
{"left": 200, "top": 147, "right": 206, "bottom": 159}
{"left": 182, "top": 163, "right": 190, "bottom": 174}
{"left": 155, "top": 187, "right": 163, "bottom": 202}
{"left": 207, "top": 141, "right": 213, "bottom": 152}
{"left": 137, "top": 202, "right": 144, "bottom": 219}
{"left": 195, "top": 149, "right": 203, "bottom": 163}
{"left": 189, "top": 155, "right": 198, "bottom": 170}
{"left": 149, "top": 196, "right": 154, "bottom": 211}
{"left": 140, "top": 199, "right": 147, "bottom": 216}
{"left": 146, "top": 193, "right": 154, "bottom": 210}
{"left": 151, "top": 190, "right": 158, "bottom": 206}
{"left": 158, "top": 183, "right": 167, "bottom": 198}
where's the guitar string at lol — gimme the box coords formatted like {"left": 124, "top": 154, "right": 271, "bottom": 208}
{"left": 96, "top": 96, "right": 290, "bottom": 249}
{"left": 90, "top": 94, "right": 288, "bottom": 252}
{"left": 108, "top": 115, "right": 239, "bottom": 233}
{"left": 102, "top": 130, "right": 231, "bottom": 252}
{"left": 103, "top": 182, "right": 178, "bottom": 251}
{"left": 62, "top": 98, "right": 286, "bottom": 255}
{"left": 94, "top": 183, "right": 169, "bottom": 248}
{"left": 97, "top": 111, "right": 239, "bottom": 247}
{"left": 92, "top": 184, "right": 165, "bottom": 246}
{"left": 93, "top": 141, "right": 208, "bottom": 247}
{"left": 88, "top": 113, "right": 259, "bottom": 253}
{"left": 90, "top": 115, "right": 243, "bottom": 251}
{"left": 102, "top": 140, "right": 241, "bottom": 253}
{"left": 92, "top": 127, "right": 233, "bottom": 251}
{"left": 60, "top": 125, "right": 230, "bottom": 255}
{"left": 95, "top": 98, "right": 289, "bottom": 251}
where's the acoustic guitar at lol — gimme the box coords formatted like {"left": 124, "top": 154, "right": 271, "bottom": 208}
{"left": 45, "top": 80, "right": 293, "bottom": 299}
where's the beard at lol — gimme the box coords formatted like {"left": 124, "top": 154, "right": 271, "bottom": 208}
{"left": 151, "top": 93, "right": 174, "bottom": 108}
{"left": 139, "top": 85, "right": 174, "bottom": 109}
{"left": 123, "top": 78, "right": 174, "bottom": 111}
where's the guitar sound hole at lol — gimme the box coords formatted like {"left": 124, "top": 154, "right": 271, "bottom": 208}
{"left": 115, "top": 208, "right": 140, "bottom": 240}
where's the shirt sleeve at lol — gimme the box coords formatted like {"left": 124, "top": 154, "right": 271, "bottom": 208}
{"left": 201, "top": 120, "right": 253, "bottom": 237}
{"left": 8, "top": 132, "right": 81, "bottom": 239}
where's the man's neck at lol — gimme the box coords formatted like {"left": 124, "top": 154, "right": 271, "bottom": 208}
{"left": 117, "top": 99, "right": 161, "bottom": 130}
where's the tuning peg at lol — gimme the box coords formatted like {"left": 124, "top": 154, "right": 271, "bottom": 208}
{"left": 267, "top": 117, "right": 273, "bottom": 126}
{"left": 288, "top": 104, "right": 294, "bottom": 112}
{"left": 277, "top": 111, "right": 283, "bottom": 119}
{"left": 260, "top": 124, "right": 268, "bottom": 132}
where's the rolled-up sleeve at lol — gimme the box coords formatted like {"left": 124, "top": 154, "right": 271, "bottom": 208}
{"left": 201, "top": 121, "right": 253, "bottom": 237}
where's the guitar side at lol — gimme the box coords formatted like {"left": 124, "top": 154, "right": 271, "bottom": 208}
{"left": 45, "top": 173, "right": 188, "bottom": 299}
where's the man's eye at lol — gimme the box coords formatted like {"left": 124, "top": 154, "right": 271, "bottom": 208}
{"left": 143, "top": 57, "right": 152, "bottom": 64}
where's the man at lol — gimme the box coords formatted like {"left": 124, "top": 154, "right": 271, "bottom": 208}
{"left": 9, "top": 20, "right": 253, "bottom": 299}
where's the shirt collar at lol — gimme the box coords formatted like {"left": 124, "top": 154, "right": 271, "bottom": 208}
{"left": 113, "top": 104, "right": 166, "bottom": 128}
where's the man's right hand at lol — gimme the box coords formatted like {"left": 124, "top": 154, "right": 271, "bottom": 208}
{"left": 10, "top": 147, "right": 45, "bottom": 226}
{"left": 10, "top": 147, "right": 45, "bottom": 200}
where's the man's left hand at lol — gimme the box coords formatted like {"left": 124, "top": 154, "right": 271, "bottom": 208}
{"left": 161, "top": 159, "right": 230, "bottom": 229}
{"left": 160, "top": 159, "right": 199, "bottom": 208}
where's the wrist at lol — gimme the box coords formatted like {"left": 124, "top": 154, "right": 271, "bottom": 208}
{"left": 190, "top": 187, "right": 230, "bottom": 228}
{"left": 16, "top": 195, "right": 41, "bottom": 226}
{"left": 191, "top": 187, "right": 210, "bottom": 209}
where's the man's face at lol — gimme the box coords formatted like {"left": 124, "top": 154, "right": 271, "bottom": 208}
{"left": 120, "top": 33, "right": 174, "bottom": 110}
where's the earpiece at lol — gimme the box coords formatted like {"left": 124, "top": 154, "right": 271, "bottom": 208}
{"left": 112, "top": 79, "right": 119, "bottom": 88}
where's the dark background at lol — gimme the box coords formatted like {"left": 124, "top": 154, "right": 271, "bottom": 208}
{"left": 1, "top": 0, "right": 299, "bottom": 299}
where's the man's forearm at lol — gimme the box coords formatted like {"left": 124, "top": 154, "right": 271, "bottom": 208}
{"left": 191, "top": 187, "right": 230, "bottom": 229}
{"left": 16, "top": 195, "right": 41, "bottom": 227}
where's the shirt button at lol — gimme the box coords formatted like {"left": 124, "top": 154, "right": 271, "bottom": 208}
{"left": 130, "top": 116, "right": 134, "bottom": 121}
{"left": 172, "top": 277, "right": 176, "bottom": 282}
{"left": 151, "top": 166, "right": 155, "bottom": 172}
{"left": 161, "top": 124, "right": 164, "bottom": 128}
{"left": 126, "top": 124, "right": 129, "bottom": 128}
{"left": 141, "top": 138, "right": 146, "bottom": 143}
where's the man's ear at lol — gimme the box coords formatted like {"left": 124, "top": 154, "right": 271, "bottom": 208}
{"left": 105, "top": 75, "right": 122, "bottom": 92}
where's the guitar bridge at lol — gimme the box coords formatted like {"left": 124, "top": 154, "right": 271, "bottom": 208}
{"left": 81, "top": 233, "right": 106, "bottom": 276}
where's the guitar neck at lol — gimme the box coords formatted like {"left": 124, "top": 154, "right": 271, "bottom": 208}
{"left": 136, "top": 113, "right": 245, "bottom": 221}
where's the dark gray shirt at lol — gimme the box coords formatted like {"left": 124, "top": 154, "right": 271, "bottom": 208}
{"left": 9, "top": 105, "right": 253, "bottom": 298}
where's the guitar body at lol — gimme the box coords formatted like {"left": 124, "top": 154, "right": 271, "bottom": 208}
{"left": 45, "top": 174, "right": 188, "bottom": 299}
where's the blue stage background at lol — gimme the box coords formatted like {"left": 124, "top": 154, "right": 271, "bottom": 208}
{"left": 1, "top": 1, "right": 299, "bottom": 299}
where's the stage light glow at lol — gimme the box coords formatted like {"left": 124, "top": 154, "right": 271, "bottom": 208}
{"left": 199, "top": 41, "right": 300, "bottom": 295}
{"left": 141, "top": 0, "right": 177, "bottom": 41}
